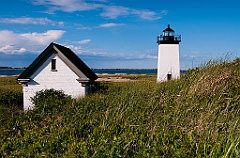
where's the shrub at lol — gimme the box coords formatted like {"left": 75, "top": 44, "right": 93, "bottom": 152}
{"left": 0, "top": 91, "right": 22, "bottom": 107}
{"left": 31, "top": 89, "right": 71, "bottom": 113}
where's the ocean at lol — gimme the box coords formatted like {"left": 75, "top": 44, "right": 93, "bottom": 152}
{"left": 0, "top": 69, "right": 158, "bottom": 76}
{"left": 0, "top": 69, "right": 25, "bottom": 76}
{"left": 93, "top": 69, "right": 157, "bottom": 74}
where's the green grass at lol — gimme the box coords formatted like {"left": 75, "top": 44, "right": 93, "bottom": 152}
{"left": 0, "top": 58, "right": 239, "bottom": 157}
{"left": 0, "top": 76, "right": 22, "bottom": 128}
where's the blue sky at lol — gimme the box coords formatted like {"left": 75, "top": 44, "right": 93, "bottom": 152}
{"left": 0, "top": 0, "right": 239, "bottom": 69}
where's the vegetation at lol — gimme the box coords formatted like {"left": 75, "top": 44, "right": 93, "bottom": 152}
{"left": 0, "top": 76, "right": 22, "bottom": 127}
{"left": 0, "top": 58, "right": 239, "bottom": 157}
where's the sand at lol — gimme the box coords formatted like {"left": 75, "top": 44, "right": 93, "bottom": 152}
{"left": 0, "top": 74, "right": 133, "bottom": 82}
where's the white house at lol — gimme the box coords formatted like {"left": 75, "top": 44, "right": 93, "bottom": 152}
{"left": 17, "top": 42, "right": 98, "bottom": 111}
{"left": 157, "top": 24, "right": 181, "bottom": 82}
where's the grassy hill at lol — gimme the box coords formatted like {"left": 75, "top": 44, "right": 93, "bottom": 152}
{"left": 0, "top": 58, "right": 239, "bottom": 157}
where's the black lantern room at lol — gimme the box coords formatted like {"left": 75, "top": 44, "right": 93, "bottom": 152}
{"left": 157, "top": 24, "right": 181, "bottom": 44}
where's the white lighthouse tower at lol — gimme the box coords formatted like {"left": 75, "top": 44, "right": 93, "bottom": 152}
{"left": 157, "top": 24, "right": 181, "bottom": 82}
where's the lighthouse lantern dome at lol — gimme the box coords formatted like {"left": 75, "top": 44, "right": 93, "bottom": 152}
{"left": 157, "top": 24, "right": 181, "bottom": 44}
{"left": 163, "top": 24, "right": 175, "bottom": 36}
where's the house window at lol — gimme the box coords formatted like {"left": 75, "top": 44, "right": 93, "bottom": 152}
{"left": 51, "top": 59, "right": 56, "bottom": 71}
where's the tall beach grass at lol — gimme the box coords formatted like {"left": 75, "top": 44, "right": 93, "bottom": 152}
{"left": 0, "top": 58, "right": 239, "bottom": 157}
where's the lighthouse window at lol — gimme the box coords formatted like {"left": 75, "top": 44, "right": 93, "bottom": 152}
{"left": 51, "top": 59, "right": 57, "bottom": 71}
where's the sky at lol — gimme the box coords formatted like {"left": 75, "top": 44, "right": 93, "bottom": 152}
{"left": 0, "top": 0, "right": 239, "bottom": 69}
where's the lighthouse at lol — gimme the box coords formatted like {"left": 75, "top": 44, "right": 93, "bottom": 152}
{"left": 157, "top": 24, "right": 181, "bottom": 82}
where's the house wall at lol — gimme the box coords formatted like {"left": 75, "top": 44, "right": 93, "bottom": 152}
{"left": 157, "top": 44, "right": 180, "bottom": 82}
{"left": 23, "top": 54, "right": 86, "bottom": 111}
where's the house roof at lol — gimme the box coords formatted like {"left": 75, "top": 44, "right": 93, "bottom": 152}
{"left": 17, "top": 42, "right": 98, "bottom": 81}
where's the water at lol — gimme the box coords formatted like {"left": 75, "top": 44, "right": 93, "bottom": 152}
{"left": 0, "top": 69, "right": 25, "bottom": 76}
{"left": 0, "top": 69, "right": 157, "bottom": 76}
{"left": 93, "top": 69, "right": 157, "bottom": 74}
{"left": 0, "top": 69, "right": 188, "bottom": 76}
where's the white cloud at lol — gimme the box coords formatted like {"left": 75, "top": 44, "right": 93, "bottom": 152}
{"left": 58, "top": 21, "right": 65, "bottom": 27}
{"left": 0, "top": 17, "right": 64, "bottom": 26}
{"left": 98, "top": 23, "right": 124, "bottom": 28}
{"left": 32, "top": 0, "right": 102, "bottom": 12}
{"left": 75, "top": 39, "right": 91, "bottom": 44}
{"left": 77, "top": 26, "right": 92, "bottom": 30}
{"left": 0, "top": 30, "right": 65, "bottom": 54}
{"left": 161, "top": 10, "right": 168, "bottom": 15}
{"left": 0, "top": 45, "right": 26, "bottom": 54}
{"left": 31, "top": 0, "right": 164, "bottom": 21}
{"left": 64, "top": 45, "right": 108, "bottom": 56}
{"left": 65, "top": 45, "right": 83, "bottom": 54}
{"left": 101, "top": 6, "right": 162, "bottom": 20}
{"left": 75, "top": 23, "right": 124, "bottom": 30}
{"left": 75, "top": 24, "right": 92, "bottom": 30}
{"left": 100, "top": 6, "right": 129, "bottom": 19}
{"left": 132, "top": 10, "right": 162, "bottom": 21}
{"left": 138, "top": 54, "right": 158, "bottom": 59}
{"left": 20, "top": 30, "right": 65, "bottom": 44}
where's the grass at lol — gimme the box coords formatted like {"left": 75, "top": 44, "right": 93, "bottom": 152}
{"left": 0, "top": 76, "right": 22, "bottom": 127}
{"left": 0, "top": 58, "right": 239, "bottom": 157}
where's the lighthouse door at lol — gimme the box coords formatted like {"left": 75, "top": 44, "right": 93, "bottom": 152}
{"left": 167, "top": 73, "right": 172, "bottom": 80}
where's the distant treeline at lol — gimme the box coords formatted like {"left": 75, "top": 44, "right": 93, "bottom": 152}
{"left": 91, "top": 68, "right": 157, "bottom": 70}
{"left": 0, "top": 67, "right": 26, "bottom": 70}
{"left": 0, "top": 67, "right": 187, "bottom": 74}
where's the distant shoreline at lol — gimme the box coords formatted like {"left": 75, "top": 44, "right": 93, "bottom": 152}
{"left": 0, "top": 68, "right": 187, "bottom": 76}
{"left": 0, "top": 75, "right": 19, "bottom": 77}
{"left": 0, "top": 68, "right": 26, "bottom": 70}
{"left": 0, "top": 68, "right": 157, "bottom": 70}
